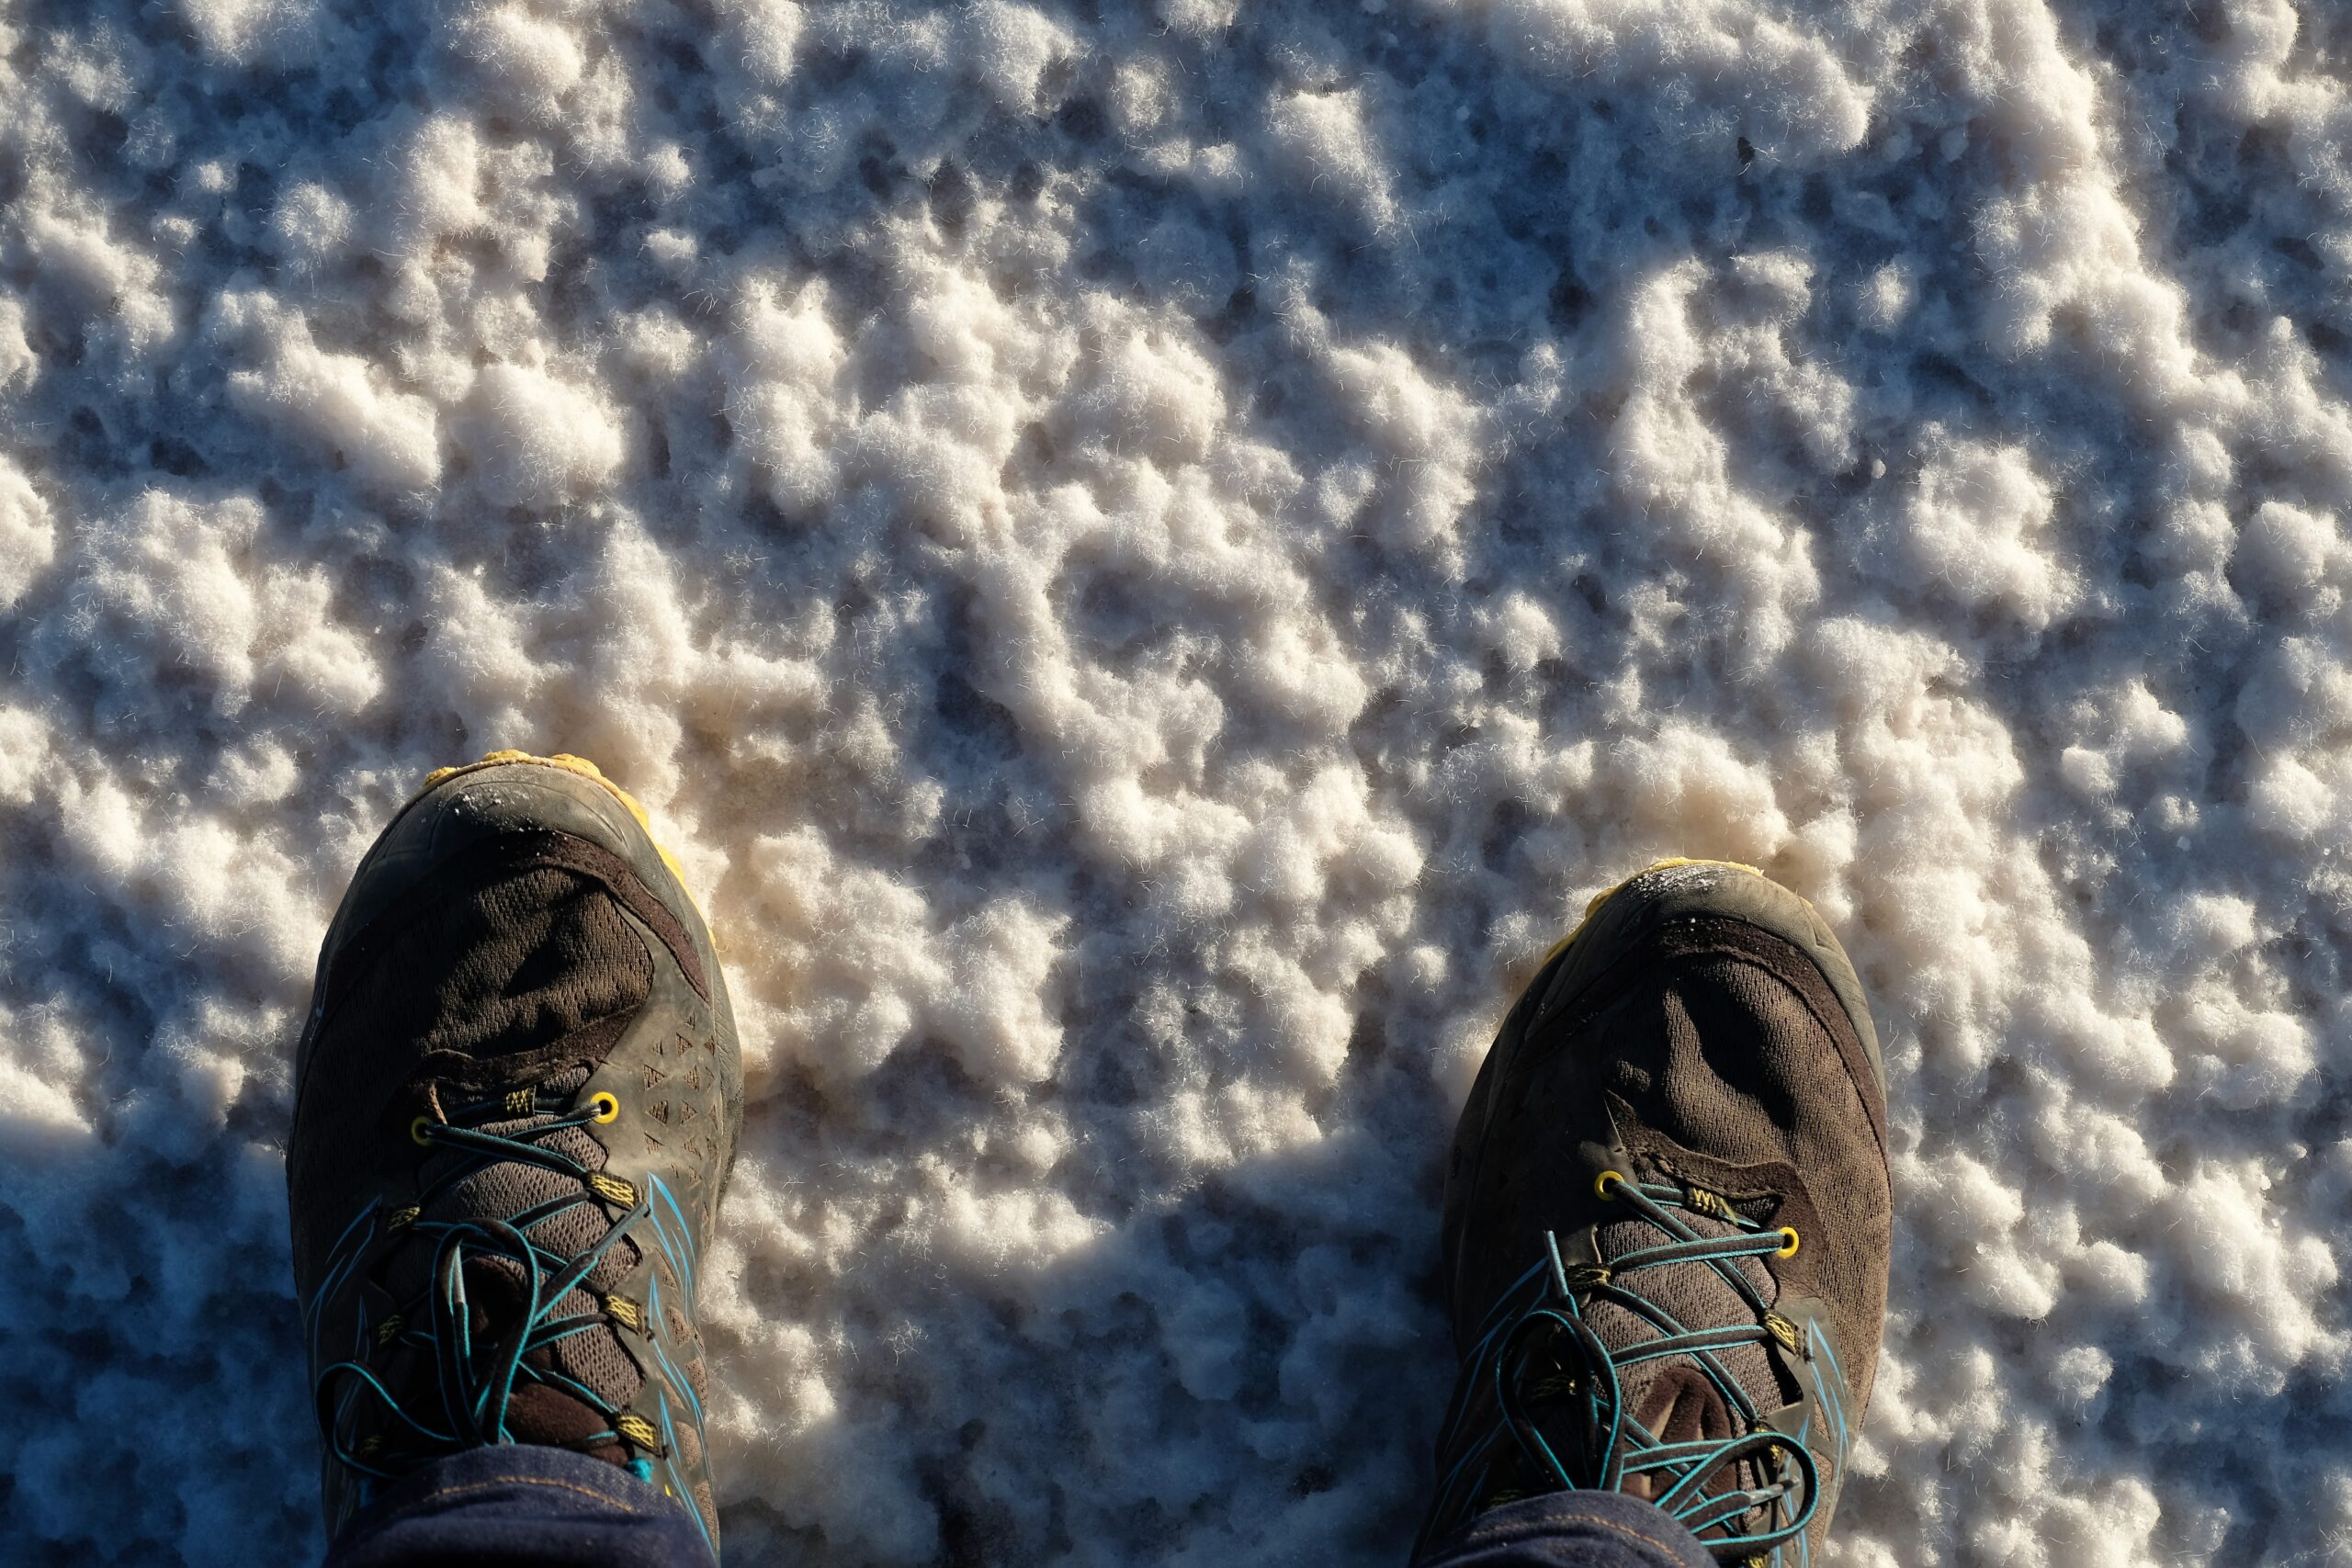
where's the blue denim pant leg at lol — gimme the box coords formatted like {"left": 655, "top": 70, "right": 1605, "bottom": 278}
{"left": 322, "top": 1445, "right": 713, "bottom": 1568}
{"left": 1412, "top": 1490, "right": 1717, "bottom": 1568}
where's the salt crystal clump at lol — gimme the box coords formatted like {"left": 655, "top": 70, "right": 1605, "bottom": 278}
{"left": 1472, "top": 592, "right": 1563, "bottom": 671}
{"left": 1594, "top": 260, "right": 1843, "bottom": 663}
{"left": 26, "top": 209, "right": 175, "bottom": 359}
{"left": 713, "top": 0, "right": 804, "bottom": 85}
{"left": 963, "top": 0, "right": 1072, "bottom": 115}
{"left": 1860, "top": 259, "right": 1917, "bottom": 331}
{"left": 450, "top": 5, "right": 584, "bottom": 119}
{"left": 618, "top": 309, "right": 701, "bottom": 387}
{"left": 2163, "top": 1164, "right": 2342, "bottom": 1395}
{"left": 266, "top": 182, "right": 353, "bottom": 273}
{"left": 1898, "top": 431, "right": 2076, "bottom": 632}
{"left": 220, "top": 296, "right": 441, "bottom": 491}
{"left": 0, "top": 705, "right": 49, "bottom": 806}
{"left": 2235, "top": 637, "right": 2352, "bottom": 755}
{"left": 1265, "top": 87, "right": 1401, "bottom": 235}
{"left": 52, "top": 764, "right": 320, "bottom": 982}
{"left": 176, "top": 0, "right": 317, "bottom": 64}
{"left": 214, "top": 735, "right": 302, "bottom": 808}
{"left": 1602, "top": 725, "right": 1790, "bottom": 864}
{"left": 2161, "top": 892, "right": 2257, "bottom": 964}
{"left": 414, "top": 564, "right": 545, "bottom": 741}
{"left": 1476, "top": 0, "right": 1871, "bottom": 156}
{"left": 2247, "top": 753, "right": 2338, "bottom": 845}
{"left": 935, "top": 900, "right": 1069, "bottom": 1083}
{"left": 726, "top": 283, "right": 850, "bottom": 513}
{"left": 2053, "top": 680, "right": 2191, "bottom": 801}
{"left": 0, "top": 459, "right": 54, "bottom": 608}
{"left": 0, "top": 296, "right": 34, "bottom": 389}
{"left": 458, "top": 364, "right": 624, "bottom": 507}
{"left": 0, "top": 1001, "right": 94, "bottom": 1157}
{"left": 742, "top": 828, "right": 1065, "bottom": 1084}
{"left": 1058, "top": 323, "right": 1225, "bottom": 470}
{"left": 383, "top": 115, "right": 484, "bottom": 258}
{"left": 1110, "top": 54, "right": 1176, "bottom": 139}
{"left": 1155, "top": 0, "right": 1237, "bottom": 39}
{"left": 2235, "top": 500, "right": 2340, "bottom": 603}
{"left": 1318, "top": 337, "right": 1482, "bottom": 563}
{"left": 78, "top": 491, "right": 382, "bottom": 718}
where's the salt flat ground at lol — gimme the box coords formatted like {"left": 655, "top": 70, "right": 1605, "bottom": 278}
{"left": 2, "top": 0, "right": 2350, "bottom": 1562}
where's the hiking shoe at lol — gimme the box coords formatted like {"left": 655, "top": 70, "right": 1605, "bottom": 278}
{"left": 1416, "top": 860, "right": 1891, "bottom": 1564}
{"left": 288, "top": 751, "right": 742, "bottom": 1556}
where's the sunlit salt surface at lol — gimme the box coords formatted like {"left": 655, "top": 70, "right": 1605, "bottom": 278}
{"left": 4, "top": 1, "right": 2351, "bottom": 1562}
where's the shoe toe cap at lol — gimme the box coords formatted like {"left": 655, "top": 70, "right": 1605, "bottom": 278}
{"left": 313, "top": 761, "right": 695, "bottom": 987}
{"left": 1545, "top": 860, "right": 1883, "bottom": 1096}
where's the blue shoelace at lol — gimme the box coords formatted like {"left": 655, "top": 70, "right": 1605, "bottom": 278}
{"left": 1423, "top": 1171, "right": 1820, "bottom": 1563}
{"left": 308, "top": 1086, "right": 663, "bottom": 1483}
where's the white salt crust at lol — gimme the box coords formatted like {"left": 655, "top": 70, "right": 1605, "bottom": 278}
{"left": 2, "top": 0, "right": 2351, "bottom": 1563}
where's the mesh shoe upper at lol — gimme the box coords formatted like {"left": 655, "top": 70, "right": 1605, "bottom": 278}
{"left": 288, "top": 758, "right": 741, "bottom": 1555}
{"left": 1419, "top": 863, "right": 1891, "bottom": 1564}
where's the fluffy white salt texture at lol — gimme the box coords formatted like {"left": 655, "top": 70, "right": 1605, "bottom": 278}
{"left": 0, "top": 457, "right": 54, "bottom": 608}
{"left": 178, "top": 0, "right": 319, "bottom": 66}
{"left": 6, "top": 2, "right": 2352, "bottom": 1565}
{"left": 458, "top": 364, "right": 626, "bottom": 508}
{"left": 1898, "top": 430, "right": 2076, "bottom": 631}
{"left": 266, "top": 181, "right": 353, "bottom": 274}
{"left": 450, "top": 5, "right": 585, "bottom": 119}
{"left": 218, "top": 297, "right": 442, "bottom": 492}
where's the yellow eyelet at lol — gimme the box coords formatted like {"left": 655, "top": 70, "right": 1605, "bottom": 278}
{"left": 1594, "top": 1169, "right": 1625, "bottom": 1200}
{"left": 409, "top": 1116, "right": 434, "bottom": 1146}
{"left": 1776, "top": 1226, "right": 1801, "bottom": 1258}
{"left": 588, "top": 1091, "right": 621, "bottom": 1124}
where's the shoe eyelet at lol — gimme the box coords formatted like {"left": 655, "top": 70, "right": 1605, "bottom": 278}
{"left": 1593, "top": 1169, "right": 1625, "bottom": 1200}
{"left": 409, "top": 1116, "right": 434, "bottom": 1146}
{"left": 588, "top": 1091, "right": 621, "bottom": 1124}
{"left": 1776, "top": 1226, "right": 1801, "bottom": 1258}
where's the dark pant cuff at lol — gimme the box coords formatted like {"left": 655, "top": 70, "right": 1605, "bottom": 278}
{"left": 1412, "top": 1490, "right": 1718, "bottom": 1568}
{"left": 322, "top": 1444, "right": 713, "bottom": 1568}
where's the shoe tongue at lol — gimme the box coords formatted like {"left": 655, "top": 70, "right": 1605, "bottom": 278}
{"left": 1631, "top": 1363, "right": 1736, "bottom": 1448}
{"left": 1584, "top": 1211, "right": 1785, "bottom": 1436}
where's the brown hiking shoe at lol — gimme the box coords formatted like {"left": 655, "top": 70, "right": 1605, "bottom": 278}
{"left": 1415, "top": 861, "right": 1891, "bottom": 1563}
{"left": 288, "top": 752, "right": 741, "bottom": 1556}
